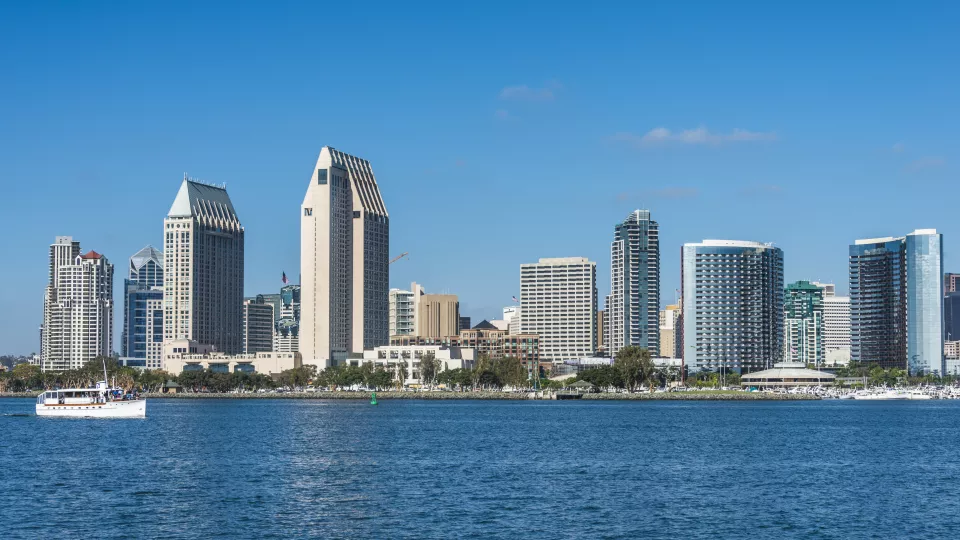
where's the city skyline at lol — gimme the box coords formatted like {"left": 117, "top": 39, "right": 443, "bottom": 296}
{"left": 4, "top": 3, "right": 960, "bottom": 354}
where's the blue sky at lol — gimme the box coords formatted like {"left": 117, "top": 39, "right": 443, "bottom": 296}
{"left": 1, "top": 1, "right": 957, "bottom": 354}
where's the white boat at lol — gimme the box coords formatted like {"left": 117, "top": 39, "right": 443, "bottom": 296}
{"left": 36, "top": 382, "right": 146, "bottom": 418}
{"left": 852, "top": 389, "right": 908, "bottom": 400}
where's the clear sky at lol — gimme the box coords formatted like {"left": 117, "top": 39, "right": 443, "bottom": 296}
{"left": 1, "top": 1, "right": 957, "bottom": 354}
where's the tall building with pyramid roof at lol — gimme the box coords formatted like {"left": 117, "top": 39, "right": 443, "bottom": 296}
{"left": 163, "top": 177, "right": 245, "bottom": 355}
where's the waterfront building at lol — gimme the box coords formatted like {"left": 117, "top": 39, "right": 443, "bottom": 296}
{"left": 607, "top": 210, "right": 660, "bottom": 356}
{"left": 520, "top": 257, "right": 597, "bottom": 362}
{"left": 849, "top": 230, "right": 944, "bottom": 374}
{"left": 163, "top": 339, "right": 299, "bottom": 375}
{"left": 659, "top": 304, "right": 681, "bottom": 359}
{"left": 274, "top": 285, "right": 300, "bottom": 353}
{"left": 945, "top": 273, "right": 960, "bottom": 294}
{"left": 40, "top": 237, "right": 114, "bottom": 372}
{"left": 301, "top": 147, "right": 389, "bottom": 366}
{"left": 242, "top": 299, "right": 275, "bottom": 353}
{"left": 944, "top": 292, "right": 960, "bottom": 342}
{"left": 681, "top": 240, "right": 784, "bottom": 374}
{"left": 163, "top": 178, "right": 245, "bottom": 354}
{"left": 822, "top": 294, "right": 851, "bottom": 363}
{"left": 121, "top": 245, "right": 164, "bottom": 368}
{"left": 361, "top": 345, "right": 475, "bottom": 386}
{"left": 459, "top": 316, "right": 471, "bottom": 332}
{"left": 389, "top": 288, "right": 416, "bottom": 336}
{"left": 783, "top": 281, "right": 824, "bottom": 366}
{"left": 390, "top": 324, "right": 540, "bottom": 375}
{"left": 740, "top": 362, "right": 836, "bottom": 388}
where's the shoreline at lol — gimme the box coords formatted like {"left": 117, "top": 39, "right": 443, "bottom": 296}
{"left": 1, "top": 391, "right": 820, "bottom": 401}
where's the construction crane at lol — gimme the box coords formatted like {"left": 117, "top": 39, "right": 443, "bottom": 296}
{"left": 390, "top": 252, "right": 409, "bottom": 264}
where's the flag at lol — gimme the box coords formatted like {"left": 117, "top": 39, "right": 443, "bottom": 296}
{"left": 512, "top": 296, "right": 519, "bottom": 303}
{"left": 282, "top": 272, "right": 289, "bottom": 284}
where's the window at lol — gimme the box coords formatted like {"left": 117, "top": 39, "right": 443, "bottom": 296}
{"left": 318, "top": 170, "right": 327, "bottom": 184}
{"left": 353, "top": 211, "right": 361, "bottom": 218}
{"left": 304, "top": 208, "right": 313, "bottom": 216}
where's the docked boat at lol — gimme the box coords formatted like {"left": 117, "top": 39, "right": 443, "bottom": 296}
{"left": 36, "top": 382, "right": 146, "bottom": 418}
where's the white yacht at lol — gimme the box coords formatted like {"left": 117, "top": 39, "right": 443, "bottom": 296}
{"left": 36, "top": 382, "right": 146, "bottom": 418}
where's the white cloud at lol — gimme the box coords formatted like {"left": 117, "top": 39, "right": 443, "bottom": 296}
{"left": 612, "top": 126, "right": 778, "bottom": 147}
{"left": 906, "top": 156, "right": 945, "bottom": 171}
{"left": 499, "top": 81, "right": 561, "bottom": 101}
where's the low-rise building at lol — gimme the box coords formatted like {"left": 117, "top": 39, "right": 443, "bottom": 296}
{"left": 361, "top": 345, "right": 475, "bottom": 386}
{"left": 390, "top": 321, "right": 540, "bottom": 374}
{"left": 163, "top": 340, "right": 300, "bottom": 375}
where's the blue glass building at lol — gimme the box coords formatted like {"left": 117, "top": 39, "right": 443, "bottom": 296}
{"left": 849, "top": 230, "right": 943, "bottom": 375}
{"left": 122, "top": 245, "right": 164, "bottom": 367}
{"left": 681, "top": 240, "right": 784, "bottom": 375}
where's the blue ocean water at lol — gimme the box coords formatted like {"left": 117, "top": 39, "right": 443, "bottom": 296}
{"left": 2, "top": 398, "right": 960, "bottom": 539}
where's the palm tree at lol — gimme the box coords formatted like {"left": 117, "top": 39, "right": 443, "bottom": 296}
{"left": 395, "top": 360, "right": 408, "bottom": 389}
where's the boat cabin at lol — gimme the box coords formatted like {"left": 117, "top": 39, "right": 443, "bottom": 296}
{"left": 36, "top": 389, "right": 104, "bottom": 406}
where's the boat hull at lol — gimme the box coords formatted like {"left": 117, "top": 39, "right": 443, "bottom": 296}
{"left": 36, "top": 400, "right": 146, "bottom": 418}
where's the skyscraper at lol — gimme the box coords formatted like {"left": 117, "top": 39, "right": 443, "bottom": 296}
{"left": 607, "top": 210, "right": 659, "bottom": 356}
{"left": 945, "top": 273, "right": 960, "bottom": 294}
{"left": 163, "top": 178, "right": 245, "bottom": 354}
{"left": 242, "top": 298, "right": 275, "bottom": 353}
{"left": 783, "top": 281, "right": 824, "bottom": 366}
{"left": 301, "top": 147, "right": 389, "bottom": 367}
{"left": 520, "top": 257, "right": 597, "bottom": 362}
{"left": 681, "top": 240, "right": 784, "bottom": 375}
{"left": 822, "top": 291, "right": 851, "bottom": 363}
{"left": 40, "top": 237, "right": 114, "bottom": 372}
{"left": 122, "top": 245, "right": 164, "bottom": 368}
{"left": 849, "top": 230, "right": 943, "bottom": 374}
{"left": 417, "top": 294, "right": 460, "bottom": 338}
{"left": 275, "top": 285, "right": 301, "bottom": 353}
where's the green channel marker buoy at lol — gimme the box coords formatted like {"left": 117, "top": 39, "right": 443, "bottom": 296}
{"left": 370, "top": 392, "right": 378, "bottom": 405}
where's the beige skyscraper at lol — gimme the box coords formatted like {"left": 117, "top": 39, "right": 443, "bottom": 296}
{"left": 520, "top": 257, "right": 597, "bottom": 362}
{"left": 163, "top": 178, "right": 245, "bottom": 354}
{"left": 40, "top": 237, "right": 114, "bottom": 372}
{"left": 659, "top": 304, "right": 681, "bottom": 358}
{"left": 301, "top": 147, "right": 389, "bottom": 367}
{"left": 417, "top": 294, "right": 460, "bottom": 338}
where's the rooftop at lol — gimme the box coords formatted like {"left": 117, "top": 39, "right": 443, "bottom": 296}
{"left": 167, "top": 178, "right": 240, "bottom": 224}
{"left": 80, "top": 251, "right": 102, "bottom": 260}
{"left": 687, "top": 239, "right": 774, "bottom": 249}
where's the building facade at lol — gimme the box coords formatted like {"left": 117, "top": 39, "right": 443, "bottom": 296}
{"left": 459, "top": 316, "right": 471, "bottom": 332}
{"left": 417, "top": 294, "right": 460, "bottom": 338}
{"left": 783, "top": 281, "right": 824, "bottom": 366}
{"left": 681, "top": 240, "right": 784, "bottom": 374}
{"left": 850, "top": 230, "right": 944, "bottom": 374}
{"left": 301, "top": 147, "right": 389, "bottom": 367}
{"left": 822, "top": 294, "right": 851, "bottom": 360}
{"left": 163, "top": 340, "right": 300, "bottom": 376}
{"left": 607, "top": 210, "right": 660, "bottom": 356}
{"left": 945, "top": 273, "right": 960, "bottom": 294}
{"left": 275, "top": 285, "right": 300, "bottom": 353}
{"left": 361, "top": 345, "right": 475, "bottom": 386}
{"left": 596, "top": 309, "right": 606, "bottom": 355}
{"left": 659, "top": 304, "right": 681, "bottom": 358}
{"left": 389, "top": 288, "right": 416, "bottom": 336}
{"left": 242, "top": 299, "right": 275, "bottom": 353}
{"left": 122, "top": 245, "right": 164, "bottom": 368}
{"left": 390, "top": 325, "right": 540, "bottom": 375}
{"left": 163, "top": 178, "right": 245, "bottom": 354}
{"left": 519, "top": 257, "right": 597, "bottom": 362}
{"left": 40, "top": 238, "right": 114, "bottom": 372}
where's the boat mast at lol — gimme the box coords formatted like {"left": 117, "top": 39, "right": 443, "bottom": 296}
{"left": 101, "top": 357, "right": 110, "bottom": 401}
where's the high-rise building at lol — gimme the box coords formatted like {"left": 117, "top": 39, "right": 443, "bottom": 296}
{"left": 40, "top": 238, "right": 114, "bottom": 372}
{"left": 783, "top": 281, "right": 824, "bottom": 366}
{"left": 275, "top": 285, "right": 301, "bottom": 353}
{"left": 658, "top": 304, "right": 681, "bottom": 358}
{"left": 459, "top": 316, "right": 471, "bottom": 332}
{"left": 849, "top": 230, "right": 944, "bottom": 374}
{"left": 389, "top": 288, "right": 416, "bottom": 336}
{"left": 122, "top": 246, "right": 164, "bottom": 368}
{"left": 607, "top": 210, "right": 660, "bottom": 357}
{"left": 520, "top": 257, "right": 597, "bottom": 362}
{"left": 822, "top": 294, "right": 851, "bottom": 361}
{"left": 944, "top": 292, "right": 960, "bottom": 342}
{"left": 417, "top": 293, "right": 460, "bottom": 338}
{"left": 681, "top": 240, "right": 784, "bottom": 374}
{"left": 945, "top": 273, "right": 960, "bottom": 294}
{"left": 242, "top": 298, "right": 275, "bottom": 354}
{"left": 811, "top": 281, "right": 836, "bottom": 297}
{"left": 163, "top": 178, "right": 245, "bottom": 354}
{"left": 301, "top": 147, "right": 389, "bottom": 367}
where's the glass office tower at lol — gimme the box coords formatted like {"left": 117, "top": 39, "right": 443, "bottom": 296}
{"left": 905, "top": 230, "right": 944, "bottom": 375}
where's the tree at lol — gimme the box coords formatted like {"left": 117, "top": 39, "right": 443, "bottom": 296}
{"left": 395, "top": 361, "right": 409, "bottom": 389}
{"left": 419, "top": 352, "right": 440, "bottom": 388}
{"left": 471, "top": 354, "right": 491, "bottom": 390}
{"left": 493, "top": 356, "right": 527, "bottom": 389}
{"left": 614, "top": 346, "right": 655, "bottom": 392}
